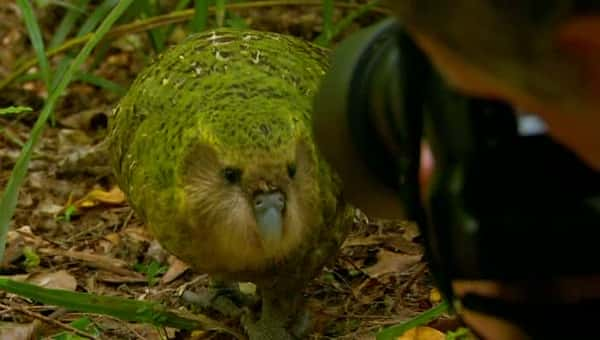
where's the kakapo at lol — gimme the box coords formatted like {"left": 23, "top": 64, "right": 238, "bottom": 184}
{"left": 108, "top": 29, "right": 354, "bottom": 339}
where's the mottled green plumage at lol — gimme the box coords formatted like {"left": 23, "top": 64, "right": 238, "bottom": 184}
{"left": 109, "top": 29, "right": 353, "bottom": 339}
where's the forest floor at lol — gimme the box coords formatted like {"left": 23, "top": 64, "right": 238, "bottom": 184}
{"left": 0, "top": 2, "right": 454, "bottom": 339}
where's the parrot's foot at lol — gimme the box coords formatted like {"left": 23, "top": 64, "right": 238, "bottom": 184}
{"left": 182, "top": 288, "right": 243, "bottom": 318}
{"left": 241, "top": 310, "right": 296, "bottom": 340}
{"left": 290, "top": 308, "right": 313, "bottom": 339}
{"left": 182, "top": 281, "right": 259, "bottom": 318}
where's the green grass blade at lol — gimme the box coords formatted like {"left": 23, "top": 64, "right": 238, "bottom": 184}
{"left": 320, "top": 0, "right": 334, "bottom": 46}
{"left": 49, "top": 0, "right": 90, "bottom": 48}
{"left": 139, "top": 0, "right": 166, "bottom": 52}
{"left": 215, "top": 0, "right": 226, "bottom": 27}
{"left": 50, "top": 55, "right": 72, "bottom": 91}
{"left": 89, "top": 40, "right": 113, "bottom": 71}
{"left": 76, "top": 0, "right": 119, "bottom": 37}
{"left": 0, "top": 278, "right": 244, "bottom": 337}
{"left": 190, "top": 0, "right": 209, "bottom": 32}
{"left": 164, "top": 0, "right": 193, "bottom": 39}
{"left": 0, "top": 106, "right": 33, "bottom": 115}
{"left": 0, "top": 0, "right": 134, "bottom": 263}
{"left": 314, "top": 0, "right": 382, "bottom": 46}
{"left": 17, "top": 0, "right": 52, "bottom": 89}
{"left": 75, "top": 71, "right": 126, "bottom": 95}
{"left": 375, "top": 300, "right": 449, "bottom": 339}
{"left": 0, "top": 278, "right": 199, "bottom": 330}
{"left": 225, "top": 11, "right": 248, "bottom": 29}
{"left": 37, "top": 0, "right": 83, "bottom": 11}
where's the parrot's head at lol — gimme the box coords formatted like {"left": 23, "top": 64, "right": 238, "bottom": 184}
{"left": 178, "top": 103, "right": 322, "bottom": 272}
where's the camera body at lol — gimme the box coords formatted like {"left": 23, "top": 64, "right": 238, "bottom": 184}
{"left": 313, "top": 19, "right": 600, "bottom": 338}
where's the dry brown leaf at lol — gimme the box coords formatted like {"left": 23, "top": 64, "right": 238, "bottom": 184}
{"left": 146, "top": 240, "right": 168, "bottom": 263}
{"left": 403, "top": 222, "right": 421, "bottom": 240}
{"left": 1, "top": 231, "right": 25, "bottom": 269}
{"left": 123, "top": 226, "right": 154, "bottom": 243}
{"left": 384, "top": 236, "right": 422, "bottom": 255}
{"left": 161, "top": 256, "right": 190, "bottom": 284}
{"left": 363, "top": 250, "right": 422, "bottom": 278}
{"left": 103, "top": 232, "right": 121, "bottom": 246}
{"left": 37, "top": 200, "right": 63, "bottom": 216}
{"left": 74, "top": 186, "right": 125, "bottom": 209}
{"left": 0, "top": 322, "right": 36, "bottom": 340}
{"left": 343, "top": 235, "right": 382, "bottom": 247}
{"left": 26, "top": 270, "right": 77, "bottom": 291}
{"left": 429, "top": 287, "right": 442, "bottom": 304}
{"left": 95, "top": 271, "right": 147, "bottom": 284}
{"left": 396, "top": 326, "right": 445, "bottom": 340}
{"left": 57, "top": 129, "right": 93, "bottom": 154}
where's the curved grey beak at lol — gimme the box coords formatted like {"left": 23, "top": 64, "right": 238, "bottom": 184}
{"left": 253, "top": 191, "right": 285, "bottom": 243}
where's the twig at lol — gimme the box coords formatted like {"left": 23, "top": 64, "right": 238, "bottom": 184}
{"left": 393, "top": 263, "right": 427, "bottom": 311}
{"left": 38, "top": 247, "right": 144, "bottom": 278}
{"left": 1, "top": 0, "right": 391, "bottom": 91}
{"left": 1, "top": 303, "right": 97, "bottom": 339}
{"left": 119, "top": 209, "right": 135, "bottom": 231}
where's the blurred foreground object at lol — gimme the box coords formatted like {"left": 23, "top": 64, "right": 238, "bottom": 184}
{"left": 388, "top": 0, "right": 600, "bottom": 171}
{"left": 314, "top": 17, "right": 600, "bottom": 339}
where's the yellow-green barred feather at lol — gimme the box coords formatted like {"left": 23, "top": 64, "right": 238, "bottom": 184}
{"left": 109, "top": 28, "right": 353, "bottom": 339}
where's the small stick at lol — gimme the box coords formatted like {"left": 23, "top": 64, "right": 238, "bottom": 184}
{"left": 1, "top": 303, "right": 97, "bottom": 339}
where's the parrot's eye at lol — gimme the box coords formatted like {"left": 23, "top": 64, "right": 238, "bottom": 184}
{"left": 287, "top": 163, "right": 297, "bottom": 179}
{"left": 222, "top": 167, "right": 242, "bottom": 184}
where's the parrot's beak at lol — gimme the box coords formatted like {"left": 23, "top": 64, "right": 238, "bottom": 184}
{"left": 253, "top": 190, "right": 285, "bottom": 243}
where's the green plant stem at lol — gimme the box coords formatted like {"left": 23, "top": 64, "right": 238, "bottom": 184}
{"left": 375, "top": 300, "right": 450, "bottom": 340}
{"left": 322, "top": 0, "right": 334, "bottom": 44}
{"left": 314, "top": 0, "right": 382, "bottom": 46}
{"left": 216, "top": 0, "right": 226, "bottom": 27}
{"left": 0, "top": 0, "right": 391, "bottom": 91}
{"left": 0, "top": 278, "right": 245, "bottom": 339}
{"left": 190, "top": 0, "right": 209, "bottom": 32}
{"left": 49, "top": 0, "right": 90, "bottom": 48}
{"left": 17, "top": 0, "right": 52, "bottom": 90}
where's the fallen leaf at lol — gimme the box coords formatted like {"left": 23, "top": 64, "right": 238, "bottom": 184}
{"left": 343, "top": 235, "right": 383, "bottom": 247}
{"left": 384, "top": 236, "right": 422, "bottom": 255}
{"left": 403, "top": 222, "right": 421, "bottom": 240}
{"left": 238, "top": 282, "right": 257, "bottom": 295}
{"left": 363, "top": 250, "right": 422, "bottom": 278}
{"left": 37, "top": 200, "right": 63, "bottom": 216}
{"left": 57, "top": 129, "right": 93, "bottom": 155}
{"left": 1, "top": 231, "right": 25, "bottom": 269}
{"left": 103, "top": 232, "right": 121, "bottom": 246}
{"left": 123, "top": 226, "right": 153, "bottom": 243}
{"left": 429, "top": 287, "right": 442, "bottom": 304}
{"left": 146, "top": 240, "right": 168, "bottom": 264}
{"left": 74, "top": 186, "right": 125, "bottom": 209}
{"left": 26, "top": 270, "right": 77, "bottom": 291}
{"left": 161, "top": 256, "right": 190, "bottom": 284}
{"left": 397, "top": 326, "right": 445, "bottom": 340}
{"left": 0, "top": 322, "right": 36, "bottom": 340}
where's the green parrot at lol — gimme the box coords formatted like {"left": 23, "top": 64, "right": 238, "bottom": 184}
{"left": 108, "top": 28, "right": 354, "bottom": 339}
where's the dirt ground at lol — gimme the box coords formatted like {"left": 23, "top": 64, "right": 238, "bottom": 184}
{"left": 0, "top": 2, "right": 452, "bottom": 339}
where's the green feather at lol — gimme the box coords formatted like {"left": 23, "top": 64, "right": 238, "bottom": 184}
{"left": 108, "top": 28, "right": 354, "bottom": 339}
